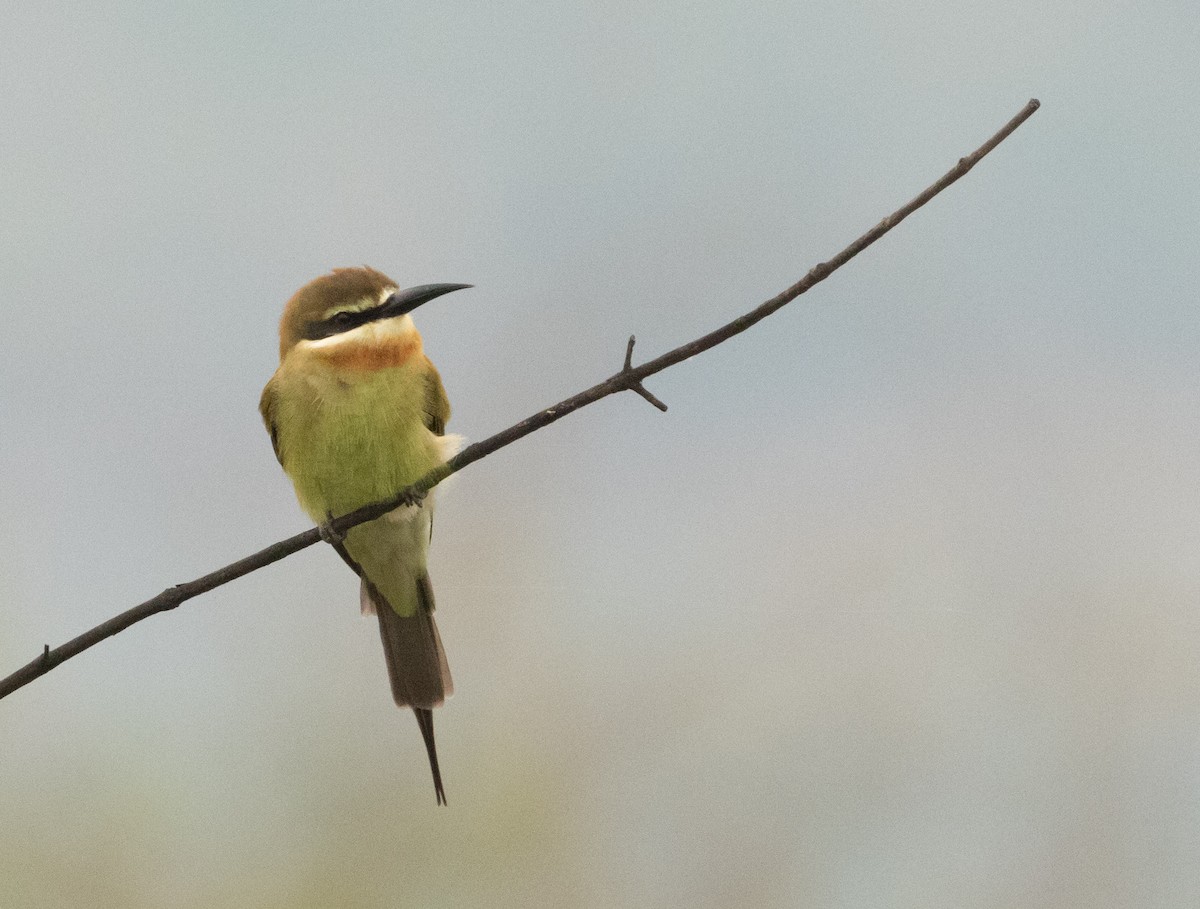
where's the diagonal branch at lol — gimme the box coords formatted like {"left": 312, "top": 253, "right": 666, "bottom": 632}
{"left": 0, "top": 99, "right": 1041, "bottom": 702}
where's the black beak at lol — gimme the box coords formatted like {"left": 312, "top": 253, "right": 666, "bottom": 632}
{"left": 382, "top": 283, "right": 473, "bottom": 318}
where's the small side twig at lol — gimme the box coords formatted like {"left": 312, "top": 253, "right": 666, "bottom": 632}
{"left": 0, "top": 99, "right": 1041, "bottom": 702}
{"left": 622, "top": 336, "right": 669, "bottom": 412}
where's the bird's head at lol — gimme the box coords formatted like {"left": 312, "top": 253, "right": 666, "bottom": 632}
{"left": 277, "top": 266, "right": 470, "bottom": 360}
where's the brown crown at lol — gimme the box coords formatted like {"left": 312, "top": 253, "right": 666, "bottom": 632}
{"left": 277, "top": 266, "right": 397, "bottom": 359}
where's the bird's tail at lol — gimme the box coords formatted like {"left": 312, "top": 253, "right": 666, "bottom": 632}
{"left": 364, "top": 574, "right": 453, "bottom": 805}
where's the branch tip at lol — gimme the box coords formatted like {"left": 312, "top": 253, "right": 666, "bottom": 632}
{"left": 632, "top": 382, "right": 669, "bottom": 412}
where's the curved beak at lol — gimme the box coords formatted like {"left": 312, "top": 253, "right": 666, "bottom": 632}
{"left": 382, "top": 283, "right": 473, "bottom": 318}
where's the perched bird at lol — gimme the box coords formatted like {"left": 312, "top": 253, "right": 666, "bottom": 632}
{"left": 260, "top": 267, "right": 470, "bottom": 805}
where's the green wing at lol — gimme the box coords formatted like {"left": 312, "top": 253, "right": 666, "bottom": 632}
{"left": 422, "top": 362, "right": 451, "bottom": 545}
{"left": 422, "top": 361, "right": 451, "bottom": 437}
{"left": 259, "top": 377, "right": 284, "bottom": 466}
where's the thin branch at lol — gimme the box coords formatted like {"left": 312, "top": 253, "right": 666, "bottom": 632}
{"left": 0, "top": 99, "right": 1041, "bottom": 702}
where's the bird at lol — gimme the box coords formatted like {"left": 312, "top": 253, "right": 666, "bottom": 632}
{"left": 259, "top": 266, "right": 470, "bottom": 805}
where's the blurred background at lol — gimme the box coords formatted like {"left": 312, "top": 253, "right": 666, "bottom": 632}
{"left": 2, "top": 2, "right": 1198, "bottom": 907}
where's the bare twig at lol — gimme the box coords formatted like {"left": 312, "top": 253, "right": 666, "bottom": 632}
{"left": 0, "top": 99, "right": 1041, "bottom": 701}
{"left": 622, "top": 336, "right": 669, "bottom": 412}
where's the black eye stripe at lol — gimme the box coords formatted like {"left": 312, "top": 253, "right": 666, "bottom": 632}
{"left": 326, "top": 303, "right": 385, "bottom": 329}
{"left": 301, "top": 300, "right": 391, "bottom": 341}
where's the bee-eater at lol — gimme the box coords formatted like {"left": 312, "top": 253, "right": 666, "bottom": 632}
{"left": 260, "top": 267, "right": 470, "bottom": 805}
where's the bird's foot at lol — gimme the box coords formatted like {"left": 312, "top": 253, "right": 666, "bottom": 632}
{"left": 319, "top": 512, "right": 345, "bottom": 546}
{"left": 396, "top": 486, "right": 426, "bottom": 509}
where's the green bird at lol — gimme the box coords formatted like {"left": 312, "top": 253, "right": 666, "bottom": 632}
{"left": 260, "top": 266, "right": 470, "bottom": 805}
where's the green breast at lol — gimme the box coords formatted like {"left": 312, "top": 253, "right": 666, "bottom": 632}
{"left": 275, "top": 363, "right": 441, "bottom": 521}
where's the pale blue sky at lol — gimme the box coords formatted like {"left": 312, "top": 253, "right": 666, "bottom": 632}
{"left": 2, "top": 2, "right": 1199, "bottom": 907}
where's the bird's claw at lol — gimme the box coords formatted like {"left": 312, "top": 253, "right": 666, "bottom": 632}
{"left": 397, "top": 487, "right": 426, "bottom": 509}
{"left": 319, "top": 512, "right": 345, "bottom": 546}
